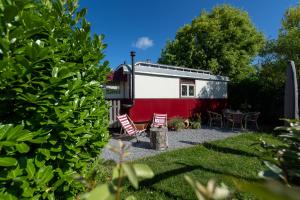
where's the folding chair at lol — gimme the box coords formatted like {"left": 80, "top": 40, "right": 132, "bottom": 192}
{"left": 117, "top": 114, "right": 146, "bottom": 142}
{"left": 151, "top": 113, "right": 168, "bottom": 128}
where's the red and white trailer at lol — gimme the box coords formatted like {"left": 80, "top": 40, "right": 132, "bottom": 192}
{"left": 106, "top": 62, "right": 229, "bottom": 126}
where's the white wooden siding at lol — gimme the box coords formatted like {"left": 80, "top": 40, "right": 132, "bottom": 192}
{"left": 135, "top": 74, "right": 180, "bottom": 98}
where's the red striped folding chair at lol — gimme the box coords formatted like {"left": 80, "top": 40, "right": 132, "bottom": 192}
{"left": 151, "top": 113, "right": 168, "bottom": 128}
{"left": 117, "top": 114, "right": 146, "bottom": 142}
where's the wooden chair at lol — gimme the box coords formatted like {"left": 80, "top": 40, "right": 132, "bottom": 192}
{"left": 151, "top": 113, "right": 168, "bottom": 128}
{"left": 222, "top": 109, "right": 232, "bottom": 127}
{"left": 244, "top": 112, "right": 260, "bottom": 130}
{"left": 208, "top": 111, "right": 223, "bottom": 128}
{"left": 227, "top": 113, "right": 244, "bottom": 130}
{"left": 117, "top": 114, "right": 146, "bottom": 142}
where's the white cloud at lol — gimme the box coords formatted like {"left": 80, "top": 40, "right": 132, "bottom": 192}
{"left": 133, "top": 37, "right": 154, "bottom": 50}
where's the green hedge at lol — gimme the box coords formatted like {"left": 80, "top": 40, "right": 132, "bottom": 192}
{"left": 0, "top": 0, "right": 109, "bottom": 198}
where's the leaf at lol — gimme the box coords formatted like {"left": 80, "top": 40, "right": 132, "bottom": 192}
{"left": 122, "top": 163, "right": 138, "bottom": 189}
{"left": 26, "top": 159, "right": 36, "bottom": 179}
{"left": 4, "top": 5, "right": 18, "bottom": 22}
{"left": 0, "top": 0, "right": 3, "bottom": 11}
{"left": 264, "top": 161, "right": 283, "bottom": 174}
{"left": 16, "top": 142, "right": 30, "bottom": 153}
{"left": 76, "top": 8, "right": 87, "bottom": 21}
{"left": 0, "top": 157, "right": 18, "bottom": 166}
{"left": 36, "top": 166, "right": 54, "bottom": 185}
{"left": 0, "top": 141, "right": 16, "bottom": 147}
{"left": 21, "top": 181, "right": 35, "bottom": 197}
{"left": 125, "top": 196, "right": 137, "bottom": 200}
{"left": 16, "top": 132, "right": 34, "bottom": 142}
{"left": 84, "top": 183, "right": 115, "bottom": 200}
{"left": 23, "top": 3, "right": 36, "bottom": 9}
{"left": 7, "top": 166, "right": 23, "bottom": 179}
{"left": 52, "top": 67, "right": 59, "bottom": 78}
{"left": 38, "top": 148, "right": 51, "bottom": 160}
{"left": 6, "top": 125, "right": 26, "bottom": 141}
{"left": 235, "top": 180, "right": 300, "bottom": 200}
{"left": 132, "top": 164, "right": 154, "bottom": 179}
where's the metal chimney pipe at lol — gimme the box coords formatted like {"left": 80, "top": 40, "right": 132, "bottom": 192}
{"left": 130, "top": 51, "right": 136, "bottom": 102}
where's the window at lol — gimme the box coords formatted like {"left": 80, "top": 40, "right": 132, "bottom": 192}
{"left": 181, "top": 84, "right": 195, "bottom": 97}
{"left": 105, "top": 82, "right": 121, "bottom": 95}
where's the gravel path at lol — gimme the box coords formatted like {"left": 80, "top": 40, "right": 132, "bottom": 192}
{"left": 101, "top": 127, "right": 241, "bottom": 161}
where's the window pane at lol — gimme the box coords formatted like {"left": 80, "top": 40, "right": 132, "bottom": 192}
{"left": 189, "top": 85, "right": 195, "bottom": 96}
{"left": 106, "top": 83, "right": 120, "bottom": 95}
{"left": 181, "top": 85, "right": 187, "bottom": 96}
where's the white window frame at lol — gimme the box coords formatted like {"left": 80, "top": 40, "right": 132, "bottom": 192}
{"left": 181, "top": 83, "right": 195, "bottom": 98}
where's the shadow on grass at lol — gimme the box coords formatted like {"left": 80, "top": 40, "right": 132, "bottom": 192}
{"left": 140, "top": 162, "right": 259, "bottom": 188}
{"left": 202, "top": 143, "right": 260, "bottom": 158}
{"left": 179, "top": 140, "right": 201, "bottom": 145}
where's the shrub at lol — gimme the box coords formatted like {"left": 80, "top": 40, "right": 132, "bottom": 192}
{"left": 259, "top": 119, "right": 300, "bottom": 186}
{"left": 191, "top": 121, "right": 201, "bottom": 129}
{"left": 168, "top": 117, "right": 185, "bottom": 131}
{"left": 0, "top": 0, "right": 109, "bottom": 198}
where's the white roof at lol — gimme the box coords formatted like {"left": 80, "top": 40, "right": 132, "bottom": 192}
{"left": 116, "top": 62, "right": 229, "bottom": 82}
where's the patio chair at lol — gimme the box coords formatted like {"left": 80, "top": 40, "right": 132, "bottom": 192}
{"left": 227, "top": 112, "right": 244, "bottom": 130}
{"left": 151, "top": 113, "right": 168, "bottom": 128}
{"left": 117, "top": 114, "right": 146, "bottom": 142}
{"left": 208, "top": 111, "right": 223, "bottom": 128}
{"left": 244, "top": 112, "right": 260, "bottom": 130}
{"left": 222, "top": 109, "right": 232, "bottom": 127}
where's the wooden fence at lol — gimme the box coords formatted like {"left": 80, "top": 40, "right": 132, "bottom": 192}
{"left": 108, "top": 100, "right": 121, "bottom": 128}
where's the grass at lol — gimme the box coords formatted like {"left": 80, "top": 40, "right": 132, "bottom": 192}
{"left": 121, "top": 133, "right": 282, "bottom": 200}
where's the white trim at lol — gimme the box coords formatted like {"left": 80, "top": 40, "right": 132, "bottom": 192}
{"left": 134, "top": 71, "right": 228, "bottom": 82}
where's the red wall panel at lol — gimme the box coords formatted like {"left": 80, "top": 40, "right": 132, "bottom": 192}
{"left": 126, "top": 98, "right": 228, "bottom": 123}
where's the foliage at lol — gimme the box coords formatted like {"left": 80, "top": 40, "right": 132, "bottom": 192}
{"left": 0, "top": 124, "right": 54, "bottom": 199}
{"left": 235, "top": 180, "right": 300, "bottom": 200}
{"left": 0, "top": 0, "right": 109, "bottom": 198}
{"left": 82, "top": 140, "right": 154, "bottom": 200}
{"left": 190, "top": 113, "right": 201, "bottom": 129}
{"left": 168, "top": 116, "right": 186, "bottom": 131}
{"left": 158, "top": 5, "right": 265, "bottom": 83}
{"left": 191, "top": 121, "right": 201, "bottom": 129}
{"left": 185, "top": 176, "right": 230, "bottom": 200}
{"left": 228, "top": 75, "right": 284, "bottom": 124}
{"left": 250, "top": 4, "right": 300, "bottom": 125}
{"left": 77, "top": 158, "right": 114, "bottom": 192}
{"left": 258, "top": 119, "right": 300, "bottom": 186}
{"left": 277, "top": 4, "right": 300, "bottom": 67}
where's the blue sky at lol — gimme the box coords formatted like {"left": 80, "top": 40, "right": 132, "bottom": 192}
{"left": 79, "top": 0, "right": 299, "bottom": 68}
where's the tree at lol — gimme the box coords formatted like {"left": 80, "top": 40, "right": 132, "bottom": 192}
{"left": 0, "top": 0, "right": 110, "bottom": 198}
{"left": 278, "top": 4, "right": 300, "bottom": 63}
{"left": 158, "top": 5, "right": 265, "bottom": 82}
{"left": 260, "top": 4, "right": 300, "bottom": 82}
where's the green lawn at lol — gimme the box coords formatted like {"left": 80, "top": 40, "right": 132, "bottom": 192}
{"left": 122, "top": 133, "right": 282, "bottom": 200}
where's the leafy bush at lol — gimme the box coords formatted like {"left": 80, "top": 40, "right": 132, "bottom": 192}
{"left": 191, "top": 121, "right": 201, "bottom": 129}
{"left": 0, "top": 0, "right": 109, "bottom": 198}
{"left": 168, "top": 117, "right": 185, "bottom": 131}
{"left": 259, "top": 119, "right": 300, "bottom": 186}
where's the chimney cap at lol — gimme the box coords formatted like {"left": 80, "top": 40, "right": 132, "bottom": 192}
{"left": 130, "top": 51, "right": 136, "bottom": 57}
